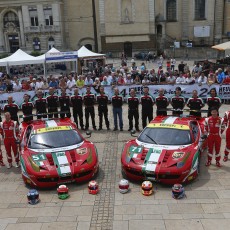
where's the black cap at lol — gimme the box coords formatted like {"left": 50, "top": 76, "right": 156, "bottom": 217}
{"left": 175, "top": 87, "right": 181, "bottom": 91}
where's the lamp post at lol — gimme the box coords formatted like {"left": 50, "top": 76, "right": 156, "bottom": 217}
{"left": 92, "top": 0, "right": 98, "bottom": 52}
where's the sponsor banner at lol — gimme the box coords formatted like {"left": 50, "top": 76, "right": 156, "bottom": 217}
{"left": 0, "top": 84, "right": 229, "bottom": 109}
{"left": 45, "top": 51, "right": 78, "bottom": 63}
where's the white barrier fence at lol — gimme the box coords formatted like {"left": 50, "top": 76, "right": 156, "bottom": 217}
{"left": 0, "top": 84, "right": 230, "bottom": 108}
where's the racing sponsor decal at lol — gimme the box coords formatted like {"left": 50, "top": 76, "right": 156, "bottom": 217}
{"left": 126, "top": 145, "right": 143, "bottom": 162}
{"left": 45, "top": 120, "right": 58, "bottom": 127}
{"left": 52, "top": 152, "right": 71, "bottom": 176}
{"left": 147, "top": 123, "right": 189, "bottom": 130}
{"left": 35, "top": 126, "right": 71, "bottom": 134}
{"left": 142, "top": 148, "right": 162, "bottom": 173}
{"left": 32, "top": 154, "right": 46, "bottom": 166}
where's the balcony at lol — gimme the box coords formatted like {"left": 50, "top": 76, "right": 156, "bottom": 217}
{"left": 24, "top": 25, "right": 61, "bottom": 33}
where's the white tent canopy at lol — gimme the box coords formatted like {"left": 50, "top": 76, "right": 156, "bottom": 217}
{"left": 33, "top": 47, "right": 60, "bottom": 62}
{"left": 78, "top": 46, "right": 105, "bottom": 59}
{"left": 212, "top": 41, "right": 230, "bottom": 51}
{"left": 0, "top": 49, "right": 42, "bottom": 66}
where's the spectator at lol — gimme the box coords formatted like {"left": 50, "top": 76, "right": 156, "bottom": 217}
{"left": 0, "top": 79, "right": 6, "bottom": 92}
{"left": 107, "top": 71, "right": 113, "bottom": 84}
{"left": 130, "top": 62, "right": 139, "bottom": 79}
{"left": 110, "top": 73, "right": 118, "bottom": 86}
{"left": 93, "top": 77, "right": 101, "bottom": 93}
{"left": 49, "top": 77, "right": 58, "bottom": 89}
{"left": 101, "top": 76, "right": 110, "bottom": 86}
{"left": 178, "top": 61, "right": 185, "bottom": 73}
{"left": 167, "top": 73, "right": 176, "bottom": 85}
{"left": 176, "top": 73, "right": 185, "bottom": 84}
{"left": 117, "top": 74, "right": 125, "bottom": 85}
{"left": 170, "top": 58, "right": 176, "bottom": 71}
{"left": 134, "top": 75, "right": 141, "bottom": 85}
{"left": 198, "top": 72, "right": 207, "bottom": 85}
{"left": 30, "top": 78, "right": 36, "bottom": 90}
{"left": 59, "top": 77, "right": 67, "bottom": 90}
{"left": 21, "top": 80, "right": 31, "bottom": 91}
{"left": 76, "top": 75, "right": 85, "bottom": 88}
{"left": 192, "top": 62, "right": 202, "bottom": 74}
{"left": 202, "top": 59, "right": 211, "bottom": 76}
{"left": 185, "top": 73, "right": 195, "bottom": 84}
{"left": 125, "top": 74, "right": 133, "bottom": 85}
{"left": 84, "top": 74, "right": 94, "bottom": 86}
{"left": 217, "top": 68, "right": 225, "bottom": 84}
{"left": 67, "top": 75, "right": 76, "bottom": 90}
{"left": 35, "top": 77, "right": 44, "bottom": 91}
{"left": 5, "top": 79, "right": 13, "bottom": 92}
{"left": 140, "top": 62, "right": 146, "bottom": 72}
{"left": 142, "top": 76, "right": 149, "bottom": 85}
{"left": 42, "top": 79, "right": 49, "bottom": 89}
{"left": 207, "top": 73, "right": 216, "bottom": 86}
{"left": 13, "top": 79, "right": 22, "bottom": 92}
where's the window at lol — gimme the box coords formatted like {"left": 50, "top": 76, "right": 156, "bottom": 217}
{"left": 29, "top": 6, "right": 38, "bottom": 26}
{"left": 48, "top": 36, "right": 55, "bottom": 49}
{"left": 166, "top": 0, "right": 177, "bottom": 21}
{"left": 44, "top": 6, "right": 53, "bottom": 26}
{"left": 195, "top": 0, "right": 205, "bottom": 20}
{"left": 33, "top": 37, "right": 41, "bottom": 50}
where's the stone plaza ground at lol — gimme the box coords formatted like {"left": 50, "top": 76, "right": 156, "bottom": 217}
{"left": 0, "top": 102, "right": 230, "bottom": 230}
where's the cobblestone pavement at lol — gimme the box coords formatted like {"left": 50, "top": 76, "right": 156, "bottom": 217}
{"left": 0, "top": 104, "right": 230, "bottom": 229}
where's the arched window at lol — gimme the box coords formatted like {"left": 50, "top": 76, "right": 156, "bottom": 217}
{"left": 85, "top": 44, "right": 92, "bottom": 51}
{"left": 166, "top": 0, "right": 177, "bottom": 21}
{"left": 33, "top": 37, "right": 40, "bottom": 50}
{"left": 3, "top": 11, "right": 19, "bottom": 27}
{"left": 195, "top": 0, "right": 205, "bottom": 20}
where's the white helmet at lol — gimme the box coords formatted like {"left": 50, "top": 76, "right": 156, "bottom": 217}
{"left": 119, "top": 179, "right": 129, "bottom": 194}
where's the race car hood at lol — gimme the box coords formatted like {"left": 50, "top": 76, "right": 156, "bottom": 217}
{"left": 25, "top": 146, "right": 93, "bottom": 177}
{"left": 125, "top": 140, "right": 193, "bottom": 172}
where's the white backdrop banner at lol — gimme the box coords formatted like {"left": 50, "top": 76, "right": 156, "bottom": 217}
{"left": 0, "top": 84, "right": 229, "bottom": 109}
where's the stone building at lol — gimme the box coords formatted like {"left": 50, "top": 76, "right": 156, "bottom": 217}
{"left": 0, "top": 0, "right": 64, "bottom": 53}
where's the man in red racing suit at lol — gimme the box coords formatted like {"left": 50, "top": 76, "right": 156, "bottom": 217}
{"left": 0, "top": 112, "right": 19, "bottom": 169}
{"left": 223, "top": 110, "right": 230, "bottom": 162}
{"left": 204, "top": 107, "right": 225, "bottom": 167}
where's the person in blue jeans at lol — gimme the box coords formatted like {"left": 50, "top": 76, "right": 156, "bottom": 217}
{"left": 111, "top": 88, "right": 123, "bottom": 131}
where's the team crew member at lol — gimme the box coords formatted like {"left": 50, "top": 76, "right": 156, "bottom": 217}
{"left": 0, "top": 112, "right": 19, "bottom": 169}
{"left": 21, "top": 94, "right": 33, "bottom": 122}
{"left": 140, "top": 86, "right": 154, "bottom": 129}
{"left": 204, "top": 107, "right": 225, "bottom": 167}
{"left": 127, "top": 89, "right": 139, "bottom": 131}
{"left": 97, "top": 86, "right": 110, "bottom": 130}
{"left": 34, "top": 90, "right": 47, "bottom": 119}
{"left": 223, "top": 110, "right": 230, "bottom": 162}
{"left": 187, "top": 90, "right": 204, "bottom": 117}
{"left": 3, "top": 96, "right": 19, "bottom": 123}
{"left": 170, "top": 87, "right": 186, "bottom": 116}
{"left": 206, "top": 88, "right": 221, "bottom": 117}
{"left": 0, "top": 132, "right": 4, "bottom": 166}
{"left": 59, "top": 89, "right": 71, "bottom": 119}
{"left": 111, "top": 88, "right": 123, "bottom": 131}
{"left": 46, "top": 87, "right": 59, "bottom": 118}
{"left": 155, "top": 88, "right": 169, "bottom": 116}
{"left": 70, "top": 88, "right": 84, "bottom": 130}
{"left": 83, "top": 86, "right": 97, "bottom": 130}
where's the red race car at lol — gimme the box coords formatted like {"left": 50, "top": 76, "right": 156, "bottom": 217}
{"left": 19, "top": 118, "right": 99, "bottom": 188}
{"left": 121, "top": 116, "right": 207, "bottom": 184}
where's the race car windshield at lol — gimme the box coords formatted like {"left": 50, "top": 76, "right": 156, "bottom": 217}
{"left": 138, "top": 128, "right": 192, "bottom": 145}
{"left": 28, "top": 130, "right": 83, "bottom": 149}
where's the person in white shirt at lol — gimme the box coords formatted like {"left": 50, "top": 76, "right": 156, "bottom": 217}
{"left": 107, "top": 72, "right": 113, "bottom": 84}
{"left": 142, "top": 76, "right": 150, "bottom": 85}
{"left": 67, "top": 75, "right": 76, "bottom": 89}
{"left": 84, "top": 75, "right": 94, "bottom": 86}
{"left": 125, "top": 74, "right": 133, "bottom": 85}
{"left": 13, "top": 79, "right": 22, "bottom": 92}
{"left": 167, "top": 74, "right": 176, "bottom": 85}
{"left": 198, "top": 72, "right": 207, "bottom": 85}
{"left": 170, "top": 58, "right": 176, "bottom": 71}
{"left": 35, "top": 78, "right": 44, "bottom": 91}
{"left": 176, "top": 73, "right": 185, "bottom": 84}
{"left": 185, "top": 73, "right": 195, "bottom": 84}
{"left": 30, "top": 78, "right": 36, "bottom": 90}
{"left": 101, "top": 76, "right": 110, "bottom": 86}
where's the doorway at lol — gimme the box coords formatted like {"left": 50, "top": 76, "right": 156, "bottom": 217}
{"left": 157, "top": 25, "right": 162, "bottom": 36}
{"left": 124, "top": 42, "right": 132, "bottom": 57}
{"left": 8, "top": 34, "right": 19, "bottom": 53}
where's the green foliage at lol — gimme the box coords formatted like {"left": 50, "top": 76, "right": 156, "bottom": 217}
{"left": 30, "top": 51, "right": 44, "bottom": 57}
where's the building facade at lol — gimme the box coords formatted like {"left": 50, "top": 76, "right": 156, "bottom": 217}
{"left": 0, "top": 0, "right": 64, "bottom": 54}
{"left": 0, "top": 0, "right": 230, "bottom": 57}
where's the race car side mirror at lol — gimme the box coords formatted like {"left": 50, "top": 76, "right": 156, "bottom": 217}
{"left": 130, "top": 130, "right": 136, "bottom": 136}
{"left": 86, "top": 131, "right": 92, "bottom": 137}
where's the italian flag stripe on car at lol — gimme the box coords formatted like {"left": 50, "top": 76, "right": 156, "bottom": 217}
{"left": 163, "top": 117, "right": 178, "bottom": 124}
{"left": 45, "top": 120, "right": 58, "bottom": 127}
{"left": 52, "top": 152, "right": 71, "bottom": 176}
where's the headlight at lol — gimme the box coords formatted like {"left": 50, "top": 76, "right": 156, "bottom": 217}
{"left": 86, "top": 148, "right": 93, "bottom": 164}
{"left": 172, "top": 152, "right": 185, "bottom": 159}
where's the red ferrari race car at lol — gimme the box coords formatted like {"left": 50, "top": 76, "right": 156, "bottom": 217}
{"left": 121, "top": 116, "right": 207, "bottom": 184}
{"left": 19, "top": 118, "right": 99, "bottom": 188}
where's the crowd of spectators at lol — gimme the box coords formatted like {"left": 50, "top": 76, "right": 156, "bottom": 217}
{"left": 0, "top": 58, "right": 230, "bottom": 94}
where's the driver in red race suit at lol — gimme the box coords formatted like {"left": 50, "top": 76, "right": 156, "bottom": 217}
{"left": 204, "top": 107, "right": 225, "bottom": 167}
{"left": 0, "top": 131, "right": 4, "bottom": 166}
{"left": 0, "top": 112, "right": 19, "bottom": 169}
{"left": 223, "top": 110, "right": 230, "bottom": 162}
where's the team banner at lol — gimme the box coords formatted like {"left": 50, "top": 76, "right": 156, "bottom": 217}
{"left": 45, "top": 51, "right": 78, "bottom": 63}
{"left": 0, "top": 84, "right": 229, "bottom": 108}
